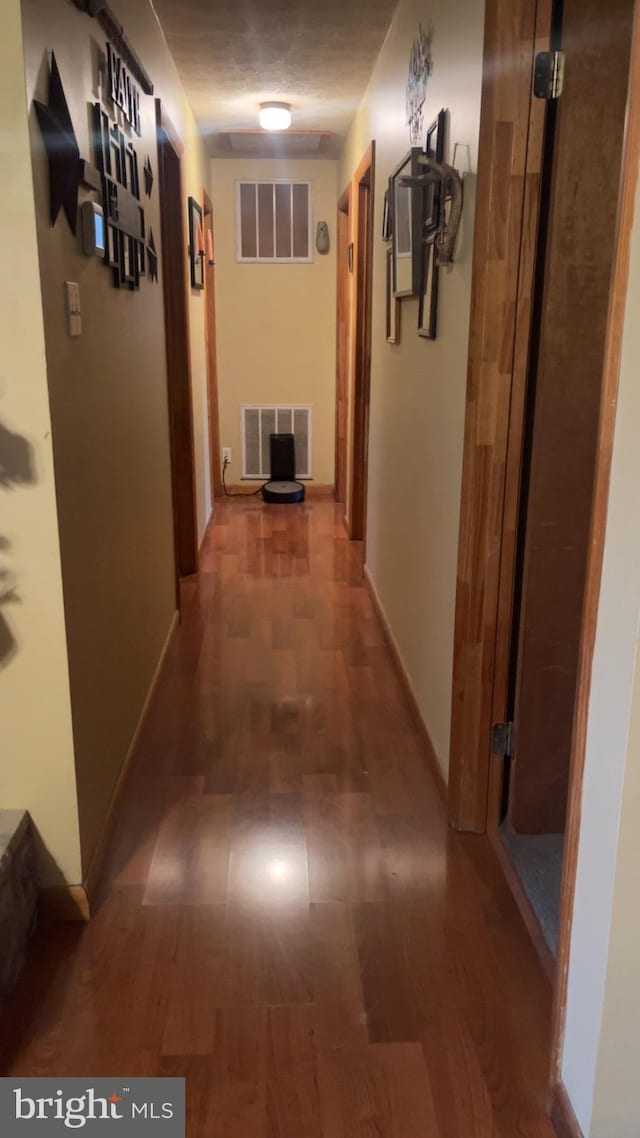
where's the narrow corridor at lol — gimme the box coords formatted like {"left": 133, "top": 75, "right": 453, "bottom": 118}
{"left": 0, "top": 500, "right": 556, "bottom": 1136}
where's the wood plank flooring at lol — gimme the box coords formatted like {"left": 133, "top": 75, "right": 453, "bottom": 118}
{"left": 0, "top": 500, "right": 557, "bottom": 1137}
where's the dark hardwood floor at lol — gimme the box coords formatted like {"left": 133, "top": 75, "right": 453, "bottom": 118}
{"left": 0, "top": 500, "right": 557, "bottom": 1137}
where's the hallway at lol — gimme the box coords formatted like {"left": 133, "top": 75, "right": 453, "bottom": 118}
{"left": 0, "top": 500, "right": 556, "bottom": 1136}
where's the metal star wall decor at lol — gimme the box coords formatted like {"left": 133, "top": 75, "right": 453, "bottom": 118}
{"left": 34, "top": 52, "right": 81, "bottom": 235}
{"left": 143, "top": 155, "right": 154, "bottom": 197}
{"left": 147, "top": 227, "right": 158, "bottom": 282}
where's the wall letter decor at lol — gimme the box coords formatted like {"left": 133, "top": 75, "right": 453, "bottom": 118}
{"left": 107, "top": 42, "right": 142, "bottom": 136}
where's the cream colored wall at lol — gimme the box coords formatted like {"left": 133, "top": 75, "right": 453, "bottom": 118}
{"left": 20, "top": 0, "right": 211, "bottom": 876}
{"left": 0, "top": 0, "right": 81, "bottom": 886}
{"left": 210, "top": 158, "right": 337, "bottom": 486}
{"left": 590, "top": 650, "right": 640, "bottom": 1138}
{"left": 338, "top": 0, "right": 484, "bottom": 773}
{"left": 561, "top": 172, "right": 640, "bottom": 1138}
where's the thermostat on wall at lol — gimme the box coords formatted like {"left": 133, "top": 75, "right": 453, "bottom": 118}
{"left": 81, "top": 201, "right": 106, "bottom": 257}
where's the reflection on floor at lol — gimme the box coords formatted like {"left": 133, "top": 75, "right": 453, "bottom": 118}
{"left": 501, "top": 826, "right": 565, "bottom": 955}
{"left": 0, "top": 501, "right": 557, "bottom": 1136}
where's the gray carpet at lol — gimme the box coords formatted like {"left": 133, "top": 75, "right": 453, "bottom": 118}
{"left": 500, "top": 826, "right": 565, "bottom": 956}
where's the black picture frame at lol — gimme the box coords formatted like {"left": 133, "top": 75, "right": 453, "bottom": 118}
{"left": 389, "top": 147, "right": 423, "bottom": 298}
{"left": 188, "top": 196, "right": 205, "bottom": 290}
{"left": 93, "top": 103, "right": 146, "bottom": 290}
{"left": 418, "top": 238, "right": 439, "bottom": 339}
{"left": 386, "top": 248, "right": 400, "bottom": 344}
{"left": 382, "top": 189, "right": 392, "bottom": 242}
{"left": 424, "top": 108, "right": 447, "bottom": 234}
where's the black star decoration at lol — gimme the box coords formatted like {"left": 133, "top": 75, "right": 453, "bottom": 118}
{"left": 34, "top": 52, "right": 81, "bottom": 236}
{"left": 147, "top": 227, "right": 158, "bottom": 282}
{"left": 144, "top": 155, "right": 154, "bottom": 198}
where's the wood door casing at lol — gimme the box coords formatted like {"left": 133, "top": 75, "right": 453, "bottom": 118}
{"left": 508, "top": 0, "right": 635, "bottom": 833}
{"left": 156, "top": 101, "right": 198, "bottom": 581}
{"left": 348, "top": 144, "right": 375, "bottom": 544}
{"left": 486, "top": 0, "right": 554, "bottom": 833}
{"left": 203, "top": 194, "right": 222, "bottom": 501}
{"left": 335, "top": 187, "right": 351, "bottom": 505}
{"left": 449, "top": 0, "right": 548, "bottom": 831}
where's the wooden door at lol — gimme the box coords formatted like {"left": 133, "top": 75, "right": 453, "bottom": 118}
{"left": 156, "top": 102, "right": 198, "bottom": 581}
{"left": 506, "top": 0, "right": 635, "bottom": 833}
{"left": 335, "top": 187, "right": 351, "bottom": 505}
{"left": 348, "top": 144, "right": 375, "bottom": 543}
{"left": 203, "top": 194, "right": 222, "bottom": 500}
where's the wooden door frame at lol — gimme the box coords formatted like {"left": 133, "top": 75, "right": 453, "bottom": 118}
{"left": 335, "top": 184, "right": 352, "bottom": 505}
{"left": 448, "top": 0, "right": 640, "bottom": 1102}
{"left": 203, "top": 190, "right": 222, "bottom": 501}
{"left": 156, "top": 101, "right": 198, "bottom": 582}
{"left": 347, "top": 143, "right": 376, "bottom": 542}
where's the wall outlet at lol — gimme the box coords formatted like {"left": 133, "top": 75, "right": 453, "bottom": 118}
{"left": 222, "top": 448, "right": 232, "bottom": 464}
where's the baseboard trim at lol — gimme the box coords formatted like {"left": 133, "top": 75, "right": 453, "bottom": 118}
{"left": 550, "top": 1082, "right": 584, "bottom": 1138}
{"left": 226, "top": 482, "right": 335, "bottom": 498}
{"left": 198, "top": 507, "right": 215, "bottom": 556}
{"left": 84, "top": 609, "right": 179, "bottom": 906}
{"left": 363, "top": 565, "right": 446, "bottom": 800}
{"left": 39, "top": 885, "right": 90, "bottom": 923}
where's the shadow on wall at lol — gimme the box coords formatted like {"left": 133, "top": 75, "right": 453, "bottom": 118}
{"left": 0, "top": 415, "right": 37, "bottom": 668}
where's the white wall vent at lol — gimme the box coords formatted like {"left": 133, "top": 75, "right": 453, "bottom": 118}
{"left": 241, "top": 405, "right": 312, "bottom": 480}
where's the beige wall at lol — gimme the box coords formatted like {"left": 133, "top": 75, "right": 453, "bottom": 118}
{"left": 561, "top": 172, "right": 640, "bottom": 1138}
{"left": 591, "top": 648, "right": 640, "bottom": 1138}
{"left": 0, "top": 0, "right": 81, "bottom": 886}
{"left": 339, "top": 0, "right": 484, "bottom": 773}
{"left": 20, "top": 0, "right": 211, "bottom": 876}
{"left": 210, "top": 158, "right": 338, "bottom": 486}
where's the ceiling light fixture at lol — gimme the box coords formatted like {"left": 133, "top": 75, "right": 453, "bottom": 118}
{"left": 259, "top": 102, "right": 292, "bottom": 131}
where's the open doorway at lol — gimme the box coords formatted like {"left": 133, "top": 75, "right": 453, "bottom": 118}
{"left": 346, "top": 143, "right": 375, "bottom": 542}
{"left": 156, "top": 101, "right": 198, "bottom": 583}
{"left": 203, "top": 191, "right": 222, "bottom": 501}
{"left": 449, "top": 0, "right": 640, "bottom": 1104}
{"left": 488, "top": 0, "right": 636, "bottom": 974}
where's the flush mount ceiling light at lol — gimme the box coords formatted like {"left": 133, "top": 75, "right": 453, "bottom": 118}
{"left": 259, "top": 102, "right": 292, "bottom": 131}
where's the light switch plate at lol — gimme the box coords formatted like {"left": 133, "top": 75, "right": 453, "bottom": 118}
{"left": 65, "top": 281, "right": 82, "bottom": 337}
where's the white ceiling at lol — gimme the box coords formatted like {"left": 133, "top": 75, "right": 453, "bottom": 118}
{"left": 151, "top": 0, "right": 398, "bottom": 157}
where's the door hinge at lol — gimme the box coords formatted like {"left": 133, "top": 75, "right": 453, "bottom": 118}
{"left": 491, "top": 721, "right": 514, "bottom": 758}
{"left": 534, "top": 51, "right": 565, "bottom": 100}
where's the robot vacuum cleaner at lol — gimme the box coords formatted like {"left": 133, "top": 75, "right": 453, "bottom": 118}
{"left": 262, "top": 479, "right": 305, "bottom": 504}
{"left": 261, "top": 434, "right": 306, "bottom": 504}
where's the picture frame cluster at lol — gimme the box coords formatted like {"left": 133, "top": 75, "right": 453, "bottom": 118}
{"left": 384, "top": 107, "right": 448, "bottom": 344}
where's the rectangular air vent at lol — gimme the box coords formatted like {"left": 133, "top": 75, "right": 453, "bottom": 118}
{"left": 241, "top": 405, "right": 312, "bottom": 480}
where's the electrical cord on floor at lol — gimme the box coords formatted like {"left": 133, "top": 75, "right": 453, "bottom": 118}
{"left": 222, "top": 458, "right": 267, "bottom": 497}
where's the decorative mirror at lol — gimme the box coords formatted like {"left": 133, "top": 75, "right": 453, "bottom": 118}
{"left": 390, "top": 148, "right": 423, "bottom": 298}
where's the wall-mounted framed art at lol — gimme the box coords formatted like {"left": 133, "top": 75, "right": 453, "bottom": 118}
{"left": 382, "top": 189, "right": 392, "bottom": 242}
{"left": 188, "top": 196, "right": 205, "bottom": 290}
{"left": 386, "top": 248, "right": 400, "bottom": 343}
{"left": 424, "top": 108, "right": 447, "bottom": 235}
{"left": 418, "top": 237, "right": 439, "bottom": 339}
{"left": 92, "top": 103, "right": 146, "bottom": 290}
{"left": 389, "top": 147, "right": 423, "bottom": 298}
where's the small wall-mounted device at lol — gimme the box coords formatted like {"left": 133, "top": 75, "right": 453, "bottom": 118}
{"left": 316, "top": 221, "right": 330, "bottom": 255}
{"left": 81, "top": 201, "right": 106, "bottom": 257}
